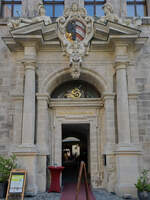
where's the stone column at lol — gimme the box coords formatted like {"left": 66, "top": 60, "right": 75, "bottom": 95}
{"left": 115, "top": 44, "right": 130, "bottom": 144}
{"left": 22, "top": 45, "right": 36, "bottom": 146}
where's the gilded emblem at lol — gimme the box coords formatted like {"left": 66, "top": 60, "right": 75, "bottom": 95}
{"left": 65, "top": 88, "right": 81, "bottom": 98}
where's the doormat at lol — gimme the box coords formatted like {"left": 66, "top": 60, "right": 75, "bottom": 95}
{"left": 60, "top": 183, "right": 96, "bottom": 200}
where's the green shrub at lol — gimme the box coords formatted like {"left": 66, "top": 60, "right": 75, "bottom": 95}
{"left": 135, "top": 169, "right": 150, "bottom": 192}
{"left": 0, "top": 154, "right": 17, "bottom": 182}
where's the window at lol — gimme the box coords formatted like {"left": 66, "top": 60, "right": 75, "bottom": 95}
{"left": 84, "top": 0, "right": 106, "bottom": 17}
{"left": 127, "top": 0, "right": 147, "bottom": 17}
{"left": 0, "top": 0, "right": 22, "bottom": 18}
{"left": 43, "top": 0, "right": 64, "bottom": 18}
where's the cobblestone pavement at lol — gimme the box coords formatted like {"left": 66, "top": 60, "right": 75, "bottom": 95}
{"left": 0, "top": 189, "right": 137, "bottom": 200}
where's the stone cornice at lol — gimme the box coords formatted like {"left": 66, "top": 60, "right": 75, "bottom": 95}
{"left": 49, "top": 98, "right": 104, "bottom": 108}
{"left": 128, "top": 92, "right": 140, "bottom": 99}
{"left": 11, "top": 94, "right": 24, "bottom": 101}
{"left": 36, "top": 93, "right": 50, "bottom": 102}
{"left": 102, "top": 92, "right": 116, "bottom": 101}
{"left": 115, "top": 144, "right": 143, "bottom": 155}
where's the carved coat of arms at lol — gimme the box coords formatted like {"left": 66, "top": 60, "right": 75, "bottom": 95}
{"left": 57, "top": 3, "right": 94, "bottom": 79}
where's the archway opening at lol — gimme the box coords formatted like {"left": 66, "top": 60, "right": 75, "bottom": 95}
{"left": 62, "top": 123, "right": 90, "bottom": 185}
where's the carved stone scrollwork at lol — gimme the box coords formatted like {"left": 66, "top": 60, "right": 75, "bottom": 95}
{"left": 57, "top": 3, "right": 94, "bottom": 79}
{"left": 69, "top": 50, "right": 82, "bottom": 79}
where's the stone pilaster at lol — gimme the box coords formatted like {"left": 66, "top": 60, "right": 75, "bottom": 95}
{"left": 36, "top": 93, "right": 50, "bottom": 154}
{"left": 114, "top": 43, "right": 141, "bottom": 197}
{"left": 128, "top": 61, "right": 139, "bottom": 144}
{"left": 115, "top": 44, "right": 130, "bottom": 144}
{"left": 36, "top": 93, "right": 50, "bottom": 192}
{"left": 12, "top": 95, "right": 24, "bottom": 145}
{"left": 103, "top": 93, "right": 116, "bottom": 193}
{"left": 22, "top": 45, "right": 37, "bottom": 146}
{"left": 103, "top": 93, "right": 116, "bottom": 153}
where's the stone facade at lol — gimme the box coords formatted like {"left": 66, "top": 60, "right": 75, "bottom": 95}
{"left": 0, "top": 0, "right": 150, "bottom": 198}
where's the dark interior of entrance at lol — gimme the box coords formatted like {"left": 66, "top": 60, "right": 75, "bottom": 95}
{"left": 62, "top": 123, "right": 90, "bottom": 185}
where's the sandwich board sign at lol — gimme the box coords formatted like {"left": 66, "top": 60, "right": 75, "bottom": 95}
{"left": 6, "top": 169, "right": 26, "bottom": 200}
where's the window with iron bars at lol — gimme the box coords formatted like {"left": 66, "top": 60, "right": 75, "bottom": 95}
{"left": 43, "top": 0, "right": 64, "bottom": 18}
{"left": 127, "top": 0, "right": 147, "bottom": 17}
{"left": 0, "top": 0, "right": 22, "bottom": 18}
{"left": 84, "top": 0, "right": 106, "bottom": 17}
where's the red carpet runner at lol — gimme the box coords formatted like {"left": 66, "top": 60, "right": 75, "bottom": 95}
{"left": 60, "top": 183, "right": 96, "bottom": 200}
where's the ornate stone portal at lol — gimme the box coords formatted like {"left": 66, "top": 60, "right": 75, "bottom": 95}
{"left": 3, "top": 1, "right": 147, "bottom": 197}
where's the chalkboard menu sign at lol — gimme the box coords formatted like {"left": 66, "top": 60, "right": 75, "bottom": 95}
{"left": 6, "top": 169, "right": 26, "bottom": 200}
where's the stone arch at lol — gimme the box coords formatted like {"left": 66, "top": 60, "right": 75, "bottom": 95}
{"left": 40, "top": 67, "right": 108, "bottom": 95}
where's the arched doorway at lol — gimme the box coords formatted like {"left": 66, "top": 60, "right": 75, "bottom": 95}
{"left": 49, "top": 79, "right": 104, "bottom": 187}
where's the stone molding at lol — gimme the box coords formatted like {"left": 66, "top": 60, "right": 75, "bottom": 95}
{"left": 115, "top": 144, "right": 143, "bottom": 155}
{"left": 114, "top": 55, "right": 129, "bottom": 70}
{"left": 128, "top": 93, "right": 140, "bottom": 100}
{"left": 49, "top": 98, "right": 104, "bottom": 108}
{"left": 22, "top": 59, "right": 36, "bottom": 70}
{"left": 11, "top": 144, "right": 39, "bottom": 154}
{"left": 36, "top": 93, "right": 50, "bottom": 108}
{"left": 102, "top": 92, "right": 116, "bottom": 100}
{"left": 11, "top": 94, "right": 24, "bottom": 101}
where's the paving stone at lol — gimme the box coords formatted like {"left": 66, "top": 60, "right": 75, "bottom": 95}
{"left": 0, "top": 189, "right": 137, "bottom": 200}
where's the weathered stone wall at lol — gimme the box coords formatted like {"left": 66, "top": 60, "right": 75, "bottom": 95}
{"left": 136, "top": 25, "right": 150, "bottom": 169}
{"left": 0, "top": 27, "right": 15, "bottom": 154}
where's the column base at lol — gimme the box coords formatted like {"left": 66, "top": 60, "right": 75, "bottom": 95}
{"left": 115, "top": 144, "right": 142, "bottom": 198}
{"left": 12, "top": 146, "right": 39, "bottom": 195}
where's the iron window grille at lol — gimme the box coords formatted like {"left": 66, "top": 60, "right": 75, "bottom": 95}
{"left": 43, "top": 0, "right": 64, "bottom": 18}
{"left": 0, "top": 0, "right": 22, "bottom": 17}
{"left": 127, "top": 0, "right": 147, "bottom": 17}
{"left": 84, "top": 0, "right": 106, "bottom": 17}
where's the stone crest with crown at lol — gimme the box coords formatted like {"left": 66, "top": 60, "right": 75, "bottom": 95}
{"left": 57, "top": 3, "right": 94, "bottom": 79}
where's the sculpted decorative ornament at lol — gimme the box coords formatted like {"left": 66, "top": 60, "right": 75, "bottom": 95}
{"left": 97, "top": 2, "right": 142, "bottom": 28}
{"left": 57, "top": 3, "right": 94, "bottom": 79}
{"left": 8, "top": 3, "right": 52, "bottom": 30}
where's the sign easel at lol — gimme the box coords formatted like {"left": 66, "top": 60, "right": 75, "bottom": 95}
{"left": 6, "top": 169, "right": 26, "bottom": 200}
{"left": 75, "top": 161, "right": 90, "bottom": 200}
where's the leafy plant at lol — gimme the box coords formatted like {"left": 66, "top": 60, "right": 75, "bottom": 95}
{"left": 0, "top": 154, "right": 17, "bottom": 182}
{"left": 135, "top": 169, "right": 150, "bottom": 192}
